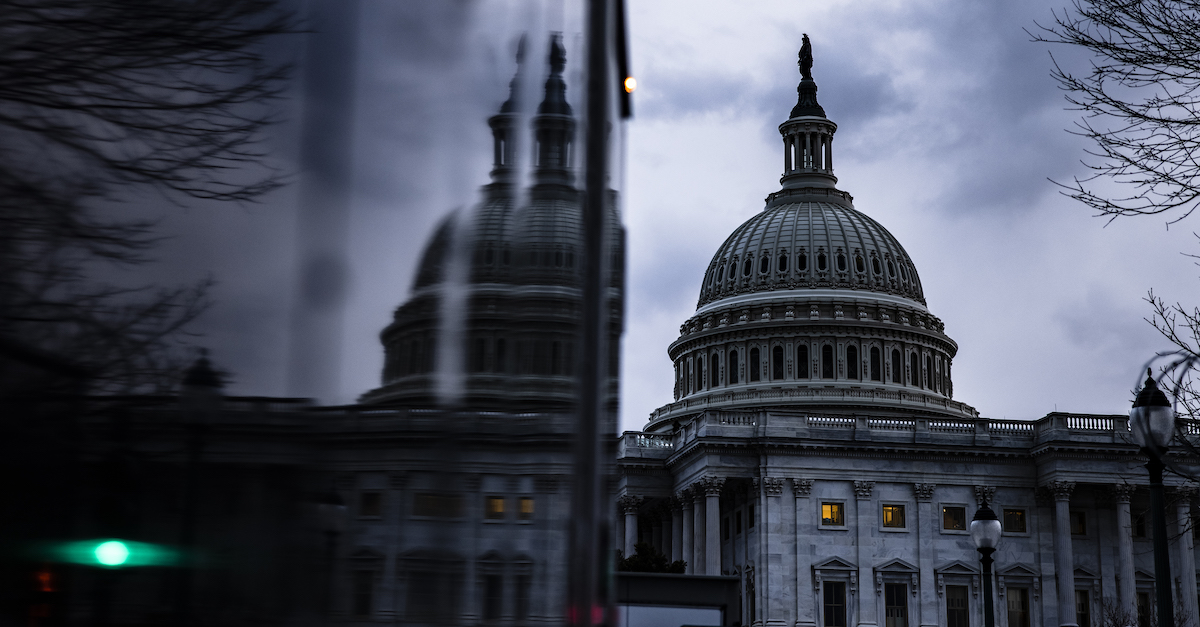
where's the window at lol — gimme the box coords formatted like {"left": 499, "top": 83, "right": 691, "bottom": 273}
{"left": 798, "top": 252, "right": 808, "bottom": 272}
{"left": 947, "top": 585, "right": 969, "bottom": 627}
{"left": 483, "top": 574, "right": 503, "bottom": 621}
{"left": 772, "top": 346, "right": 784, "bottom": 380}
{"left": 1071, "top": 511, "right": 1087, "bottom": 535}
{"left": 485, "top": 496, "right": 505, "bottom": 520}
{"left": 855, "top": 254, "right": 866, "bottom": 274}
{"left": 872, "top": 256, "right": 882, "bottom": 275}
{"left": 743, "top": 258, "right": 752, "bottom": 277}
{"left": 823, "top": 582, "right": 847, "bottom": 627}
{"left": 750, "top": 347, "right": 761, "bottom": 382}
{"left": 413, "top": 493, "right": 464, "bottom": 518}
{"left": 924, "top": 355, "right": 931, "bottom": 389}
{"left": 515, "top": 574, "right": 531, "bottom": 620}
{"left": 1137, "top": 591, "right": 1151, "bottom": 627}
{"left": 728, "top": 350, "right": 739, "bottom": 384}
{"left": 943, "top": 506, "right": 966, "bottom": 531}
{"left": 822, "top": 503, "right": 844, "bottom": 526}
{"left": 822, "top": 344, "right": 834, "bottom": 379}
{"left": 887, "top": 259, "right": 896, "bottom": 277}
{"left": 910, "top": 353, "right": 919, "bottom": 388}
{"left": 818, "top": 252, "right": 827, "bottom": 271}
{"left": 1003, "top": 509, "right": 1026, "bottom": 533}
{"left": 836, "top": 252, "right": 847, "bottom": 272}
{"left": 882, "top": 504, "right": 906, "bottom": 528}
{"left": 847, "top": 345, "right": 859, "bottom": 380}
{"left": 870, "top": 347, "right": 882, "bottom": 381}
{"left": 1076, "top": 589, "right": 1091, "bottom": 627}
{"left": 1007, "top": 587, "right": 1030, "bottom": 627}
{"left": 891, "top": 349, "right": 902, "bottom": 383}
{"left": 760, "top": 256, "right": 770, "bottom": 274}
{"left": 495, "top": 338, "right": 506, "bottom": 373}
{"left": 359, "top": 491, "right": 382, "bottom": 518}
{"left": 797, "top": 345, "right": 810, "bottom": 379}
{"left": 711, "top": 352, "right": 720, "bottom": 387}
{"left": 778, "top": 254, "right": 789, "bottom": 272}
{"left": 352, "top": 570, "right": 374, "bottom": 617}
{"left": 884, "top": 583, "right": 907, "bottom": 627}
{"left": 519, "top": 497, "right": 535, "bottom": 520}
{"left": 716, "top": 265, "right": 724, "bottom": 282}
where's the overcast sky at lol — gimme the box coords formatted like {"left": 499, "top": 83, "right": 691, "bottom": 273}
{"left": 140, "top": 0, "right": 1200, "bottom": 433}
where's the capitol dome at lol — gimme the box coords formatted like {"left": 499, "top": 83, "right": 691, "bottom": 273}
{"left": 361, "top": 36, "right": 623, "bottom": 412}
{"left": 647, "top": 39, "right": 976, "bottom": 429}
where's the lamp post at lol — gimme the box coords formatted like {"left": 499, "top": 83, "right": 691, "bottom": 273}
{"left": 1129, "top": 369, "right": 1176, "bottom": 627}
{"left": 971, "top": 499, "right": 1002, "bottom": 627}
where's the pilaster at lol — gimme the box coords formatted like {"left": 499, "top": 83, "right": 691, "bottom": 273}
{"left": 794, "top": 479, "right": 815, "bottom": 627}
{"left": 914, "top": 483, "right": 936, "bottom": 627}
{"left": 854, "top": 481, "right": 877, "bottom": 627}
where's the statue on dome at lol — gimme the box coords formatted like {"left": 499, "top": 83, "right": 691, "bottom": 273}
{"left": 799, "top": 34, "right": 813, "bottom": 80}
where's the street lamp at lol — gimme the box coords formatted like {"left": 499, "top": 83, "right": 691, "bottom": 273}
{"left": 971, "top": 499, "right": 1002, "bottom": 627}
{"left": 1129, "top": 369, "right": 1176, "bottom": 627}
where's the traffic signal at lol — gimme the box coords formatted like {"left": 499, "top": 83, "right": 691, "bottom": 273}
{"left": 42, "top": 539, "right": 181, "bottom": 568}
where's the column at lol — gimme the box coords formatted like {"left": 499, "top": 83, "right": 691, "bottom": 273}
{"left": 813, "top": 133, "right": 823, "bottom": 171}
{"left": 1113, "top": 484, "right": 1137, "bottom": 619}
{"left": 784, "top": 136, "right": 793, "bottom": 172}
{"left": 1049, "top": 481, "right": 1077, "bottom": 627}
{"left": 618, "top": 495, "right": 640, "bottom": 557}
{"left": 701, "top": 476, "right": 725, "bottom": 575}
{"left": 914, "top": 484, "right": 937, "bottom": 627}
{"left": 681, "top": 491, "right": 695, "bottom": 574}
{"left": 694, "top": 488, "right": 705, "bottom": 574}
{"left": 826, "top": 135, "right": 833, "bottom": 171}
{"left": 671, "top": 498, "right": 684, "bottom": 563}
{"left": 794, "top": 479, "right": 815, "bottom": 627}
{"left": 763, "top": 477, "right": 787, "bottom": 627}
{"left": 1175, "top": 488, "right": 1198, "bottom": 623}
{"left": 855, "top": 481, "right": 877, "bottom": 627}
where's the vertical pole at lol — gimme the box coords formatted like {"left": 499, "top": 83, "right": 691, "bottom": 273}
{"left": 1148, "top": 455, "right": 1175, "bottom": 627}
{"left": 980, "top": 548, "right": 995, "bottom": 627}
{"left": 568, "top": 0, "right": 612, "bottom": 624}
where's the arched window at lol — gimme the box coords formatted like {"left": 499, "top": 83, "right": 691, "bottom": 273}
{"left": 749, "top": 347, "right": 761, "bottom": 382}
{"left": 772, "top": 346, "right": 784, "bottom": 380}
{"left": 797, "top": 345, "right": 810, "bottom": 379}
{"left": 759, "top": 256, "right": 770, "bottom": 274}
{"left": 743, "top": 259, "right": 752, "bottom": 277}
{"left": 924, "top": 355, "right": 932, "bottom": 389}
{"left": 687, "top": 359, "right": 695, "bottom": 394}
{"left": 854, "top": 255, "right": 865, "bottom": 273}
{"left": 798, "top": 252, "right": 808, "bottom": 272}
{"left": 728, "top": 350, "right": 740, "bottom": 384}
{"left": 821, "top": 344, "right": 834, "bottom": 379}
{"left": 910, "top": 353, "right": 919, "bottom": 388}
{"left": 817, "top": 252, "right": 827, "bottom": 271}
{"left": 870, "top": 347, "right": 882, "bottom": 381}
{"left": 871, "top": 256, "right": 882, "bottom": 275}
{"left": 891, "top": 348, "right": 901, "bottom": 383}
{"left": 778, "top": 254, "right": 788, "bottom": 273}
{"left": 711, "top": 352, "right": 720, "bottom": 387}
{"left": 698, "top": 355, "right": 706, "bottom": 390}
{"left": 716, "top": 265, "right": 724, "bottom": 283}
{"left": 846, "top": 345, "right": 859, "bottom": 380}
{"left": 886, "top": 259, "right": 895, "bottom": 277}
{"left": 836, "top": 253, "right": 847, "bottom": 272}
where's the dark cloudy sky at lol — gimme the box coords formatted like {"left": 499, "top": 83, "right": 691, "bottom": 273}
{"left": 140, "top": 1, "right": 1198, "bottom": 432}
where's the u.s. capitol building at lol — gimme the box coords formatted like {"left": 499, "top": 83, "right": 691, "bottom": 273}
{"left": 614, "top": 38, "right": 1200, "bottom": 627}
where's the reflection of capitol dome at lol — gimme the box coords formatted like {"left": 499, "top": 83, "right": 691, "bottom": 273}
{"left": 648, "top": 45, "right": 974, "bottom": 429}
{"left": 361, "top": 35, "right": 623, "bottom": 411}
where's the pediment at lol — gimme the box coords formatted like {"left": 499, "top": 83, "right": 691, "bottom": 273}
{"left": 814, "top": 556, "right": 856, "bottom": 571}
{"left": 875, "top": 558, "right": 919, "bottom": 573}
{"left": 998, "top": 564, "right": 1038, "bottom": 577}
{"left": 1135, "top": 569, "right": 1155, "bottom": 582}
{"left": 1074, "top": 567, "right": 1098, "bottom": 580}
{"left": 935, "top": 560, "right": 979, "bottom": 575}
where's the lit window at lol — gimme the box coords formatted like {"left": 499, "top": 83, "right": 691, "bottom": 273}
{"left": 943, "top": 506, "right": 966, "bottom": 531}
{"left": 1003, "top": 509, "right": 1026, "bottom": 533}
{"left": 519, "top": 497, "right": 534, "bottom": 520}
{"left": 1071, "top": 511, "right": 1086, "bottom": 535}
{"left": 359, "top": 492, "right": 382, "bottom": 518}
{"left": 486, "top": 496, "right": 505, "bottom": 520}
{"left": 882, "top": 504, "right": 905, "bottom": 528}
{"left": 822, "top": 503, "right": 844, "bottom": 526}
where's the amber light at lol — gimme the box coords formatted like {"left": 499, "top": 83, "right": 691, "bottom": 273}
{"left": 623, "top": 76, "right": 636, "bottom": 93}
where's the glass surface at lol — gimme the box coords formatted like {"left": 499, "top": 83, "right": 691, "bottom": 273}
{"left": 947, "top": 586, "right": 969, "bottom": 627}
{"left": 1007, "top": 588, "right": 1030, "bottom": 627}
{"left": 823, "top": 503, "right": 844, "bottom": 526}
{"left": 882, "top": 505, "right": 906, "bottom": 528}
{"left": 1130, "top": 405, "right": 1175, "bottom": 448}
{"left": 824, "top": 582, "right": 847, "bottom": 627}
{"left": 943, "top": 506, "right": 966, "bottom": 530}
{"left": 1003, "top": 509, "right": 1026, "bottom": 533}
{"left": 970, "top": 518, "right": 1002, "bottom": 549}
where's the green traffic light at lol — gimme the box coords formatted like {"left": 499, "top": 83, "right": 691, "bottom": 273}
{"left": 94, "top": 541, "right": 130, "bottom": 566}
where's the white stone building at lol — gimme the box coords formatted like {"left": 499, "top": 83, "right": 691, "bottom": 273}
{"left": 615, "top": 42, "right": 1200, "bottom": 627}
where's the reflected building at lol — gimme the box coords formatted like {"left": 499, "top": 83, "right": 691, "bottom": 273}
{"left": 614, "top": 42, "right": 1200, "bottom": 627}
